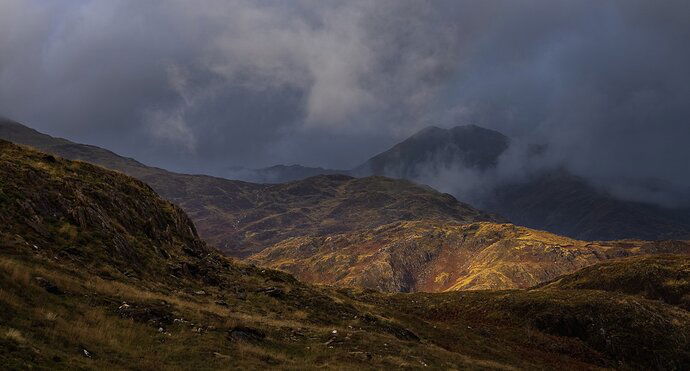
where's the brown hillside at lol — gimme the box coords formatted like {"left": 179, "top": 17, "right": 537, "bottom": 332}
{"left": 250, "top": 220, "right": 690, "bottom": 292}
{"left": 539, "top": 254, "right": 690, "bottom": 310}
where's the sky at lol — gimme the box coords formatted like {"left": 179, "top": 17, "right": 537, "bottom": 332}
{"left": 1, "top": 0, "right": 689, "bottom": 206}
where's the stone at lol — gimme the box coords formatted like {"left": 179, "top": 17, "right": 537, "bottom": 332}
{"left": 35, "top": 277, "right": 64, "bottom": 295}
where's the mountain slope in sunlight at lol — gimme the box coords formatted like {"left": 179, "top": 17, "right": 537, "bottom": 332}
{"left": 251, "top": 219, "right": 690, "bottom": 292}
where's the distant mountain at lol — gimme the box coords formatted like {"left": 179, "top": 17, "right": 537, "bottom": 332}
{"left": 250, "top": 219, "right": 690, "bottom": 292}
{"left": 225, "top": 164, "right": 348, "bottom": 183}
{"left": 224, "top": 124, "right": 510, "bottom": 184}
{"left": 7, "top": 117, "right": 690, "bottom": 243}
{"left": 353, "top": 124, "right": 690, "bottom": 241}
{"left": 353, "top": 124, "right": 509, "bottom": 178}
{"left": 211, "top": 174, "right": 502, "bottom": 257}
{"left": 0, "top": 118, "right": 499, "bottom": 257}
{"left": 486, "top": 169, "right": 690, "bottom": 241}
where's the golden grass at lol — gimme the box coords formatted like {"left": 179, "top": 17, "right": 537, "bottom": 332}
{"left": 49, "top": 306, "right": 154, "bottom": 349}
{"left": 0, "top": 255, "right": 330, "bottom": 351}
{"left": 4, "top": 328, "right": 25, "bottom": 343}
{"left": 45, "top": 311, "right": 58, "bottom": 322}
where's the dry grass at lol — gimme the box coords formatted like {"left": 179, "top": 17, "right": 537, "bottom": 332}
{"left": 58, "top": 222, "right": 78, "bottom": 241}
{"left": 45, "top": 311, "right": 58, "bottom": 322}
{"left": 49, "top": 306, "right": 153, "bottom": 349}
{"left": 5, "top": 328, "right": 25, "bottom": 343}
{"left": 0, "top": 258, "right": 31, "bottom": 286}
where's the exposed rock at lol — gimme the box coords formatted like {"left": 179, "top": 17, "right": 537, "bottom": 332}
{"left": 34, "top": 277, "right": 64, "bottom": 295}
{"left": 116, "top": 302, "right": 174, "bottom": 328}
{"left": 228, "top": 326, "right": 265, "bottom": 342}
{"left": 80, "top": 347, "right": 92, "bottom": 358}
{"left": 258, "top": 287, "right": 285, "bottom": 299}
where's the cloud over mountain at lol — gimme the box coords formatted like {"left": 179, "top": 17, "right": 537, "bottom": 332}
{"left": 1, "top": 0, "right": 689, "bottom": 205}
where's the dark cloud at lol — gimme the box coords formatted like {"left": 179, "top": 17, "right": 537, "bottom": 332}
{"left": 1, "top": 0, "right": 689, "bottom": 205}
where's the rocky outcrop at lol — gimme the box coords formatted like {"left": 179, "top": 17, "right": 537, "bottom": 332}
{"left": 0, "top": 139, "right": 209, "bottom": 277}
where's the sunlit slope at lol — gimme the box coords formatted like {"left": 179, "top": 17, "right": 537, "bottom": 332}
{"left": 251, "top": 220, "right": 690, "bottom": 292}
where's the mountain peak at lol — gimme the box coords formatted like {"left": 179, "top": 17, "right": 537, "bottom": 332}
{"left": 411, "top": 125, "right": 445, "bottom": 136}
{"left": 355, "top": 123, "right": 510, "bottom": 178}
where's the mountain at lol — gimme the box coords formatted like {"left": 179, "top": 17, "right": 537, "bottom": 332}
{"left": 223, "top": 125, "right": 509, "bottom": 184}
{"left": 12, "top": 118, "right": 688, "bottom": 243}
{"left": 0, "top": 118, "right": 152, "bottom": 174}
{"left": 225, "top": 164, "right": 348, "bottom": 183}
{"left": 354, "top": 124, "right": 690, "bottom": 241}
{"left": 209, "top": 175, "right": 502, "bottom": 257}
{"left": 3, "top": 140, "right": 690, "bottom": 369}
{"left": 250, "top": 220, "right": 690, "bottom": 292}
{"left": 353, "top": 124, "right": 509, "bottom": 178}
{"left": 218, "top": 125, "right": 509, "bottom": 184}
{"left": 0, "top": 119, "right": 499, "bottom": 257}
{"left": 486, "top": 169, "right": 690, "bottom": 241}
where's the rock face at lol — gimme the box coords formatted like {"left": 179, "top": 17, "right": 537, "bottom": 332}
{"left": 0, "top": 119, "right": 499, "bottom": 257}
{"left": 250, "top": 220, "right": 690, "bottom": 292}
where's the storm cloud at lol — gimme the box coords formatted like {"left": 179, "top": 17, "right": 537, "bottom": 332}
{"left": 1, "top": 0, "right": 689, "bottom": 205}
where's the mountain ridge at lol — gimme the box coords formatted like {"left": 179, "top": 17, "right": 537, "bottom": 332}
{"left": 0, "top": 119, "right": 501, "bottom": 258}
{"left": 229, "top": 122, "right": 690, "bottom": 241}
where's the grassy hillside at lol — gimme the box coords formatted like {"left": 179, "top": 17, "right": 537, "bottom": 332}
{"left": 539, "top": 255, "right": 690, "bottom": 310}
{"left": 352, "top": 287, "right": 690, "bottom": 370}
{"left": 251, "top": 220, "right": 690, "bottom": 292}
{"left": 2, "top": 140, "right": 690, "bottom": 369}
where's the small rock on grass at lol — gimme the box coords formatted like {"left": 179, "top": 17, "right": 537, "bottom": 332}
{"left": 35, "top": 277, "right": 64, "bottom": 295}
